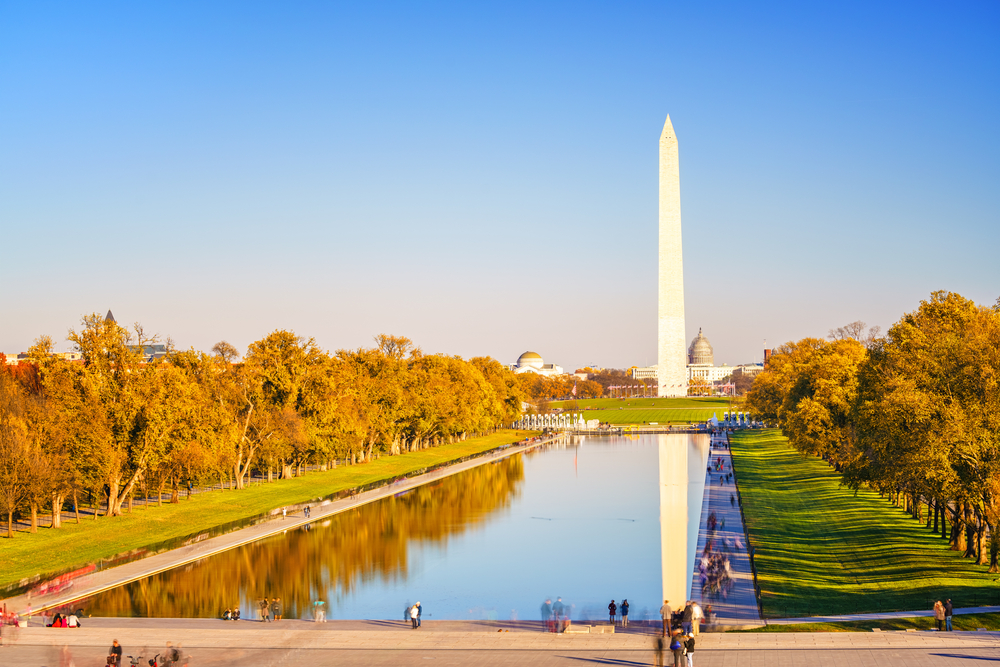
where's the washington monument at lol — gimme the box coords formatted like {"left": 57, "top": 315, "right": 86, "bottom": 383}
{"left": 657, "top": 115, "right": 687, "bottom": 397}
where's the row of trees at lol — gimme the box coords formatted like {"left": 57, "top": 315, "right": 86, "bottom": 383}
{"left": 0, "top": 314, "right": 526, "bottom": 536}
{"left": 747, "top": 292, "right": 1000, "bottom": 571}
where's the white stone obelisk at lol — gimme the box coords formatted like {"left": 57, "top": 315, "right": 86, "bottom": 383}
{"left": 658, "top": 115, "right": 687, "bottom": 397}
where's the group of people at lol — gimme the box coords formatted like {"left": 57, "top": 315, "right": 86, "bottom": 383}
{"left": 654, "top": 629, "right": 696, "bottom": 667}
{"left": 406, "top": 602, "right": 422, "bottom": 628}
{"left": 106, "top": 640, "right": 182, "bottom": 667}
{"left": 540, "top": 598, "right": 571, "bottom": 632}
{"left": 658, "top": 600, "right": 706, "bottom": 637}
{"left": 699, "top": 528, "right": 735, "bottom": 599}
{"left": 220, "top": 607, "right": 241, "bottom": 621}
{"left": 258, "top": 597, "right": 283, "bottom": 622}
{"left": 46, "top": 611, "right": 81, "bottom": 628}
{"left": 607, "top": 599, "right": 630, "bottom": 627}
{"left": 933, "top": 599, "right": 955, "bottom": 631}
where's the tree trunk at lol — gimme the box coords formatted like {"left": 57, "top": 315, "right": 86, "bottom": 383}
{"left": 932, "top": 499, "right": 939, "bottom": 533}
{"left": 976, "top": 521, "right": 988, "bottom": 566}
{"left": 951, "top": 503, "right": 965, "bottom": 551}
{"left": 52, "top": 493, "right": 62, "bottom": 529}
{"left": 941, "top": 500, "right": 948, "bottom": 539}
{"left": 6, "top": 511, "right": 12, "bottom": 538}
{"left": 171, "top": 478, "right": 179, "bottom": 504}
{"left": 30, "top": 502, "right": 38, "bottom": 533}
{"left": 127, "top": 495, "right": 133, "bottom": 513}
{"left": 964, "top": 503, "right": 976, "bottom": 558}
{"left": 158, "top": 480, "right": 165, "bottom": 507}
{"left": 73, "top": 490, "right": 80, "bottom": 524}
{"left": 989, "top": 522, "right": 999, "bottom": 574}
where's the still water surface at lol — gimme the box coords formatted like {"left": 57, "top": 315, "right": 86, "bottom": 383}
{"left": 83, "top": 434, "right": 708, "bottom": 621}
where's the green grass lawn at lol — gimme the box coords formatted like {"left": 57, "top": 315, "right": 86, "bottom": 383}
{"left": 577, "top": 408, "right": 722, "bottom": 424}
{"left": 0, "top": 430, "right": 539, "bottom": 593}
{"left": 550, "top": 397, "right": 733, "bottom": 411}
{"left": 736, "top": 612, "right": 1000, "bottom": 632}
{"left": 548, "top": 397, "right": 734, "bottom": 424}
{"left": 730, "top": 429, "right": 1000, "bottom": 618}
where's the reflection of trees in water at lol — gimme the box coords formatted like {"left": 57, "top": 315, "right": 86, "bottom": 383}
{"left": 83, "top": 455, "right": 525, "bottom": 618}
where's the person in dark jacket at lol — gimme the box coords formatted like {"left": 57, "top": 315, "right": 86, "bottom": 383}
{"left": 608, "top": 600, "right": 617, "bottom": 625}
{"left": 683, "top": 634, "right": 695, "bottom": 667}
{"left": 621, "top": 599, "right": 630, "bottom": 628}
{"left": 945, "top": 599, "right": 953, "bottom": 631}
{"left": 108, "top": 640, "right": 123, "bottom": 666}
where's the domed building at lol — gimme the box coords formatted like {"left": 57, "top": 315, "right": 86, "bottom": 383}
{"left": 686, "top": 328, "right": 734, "bottom": 384}
{"left": 688, "top": 328, "right": 714, "bottom": 366}
{"left": 510, "top": 351, "right": 564, "bottom": 377}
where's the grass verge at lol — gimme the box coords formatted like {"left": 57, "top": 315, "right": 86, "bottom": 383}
{"left": 0, "top": 430, "right": 539, "bottom": 593}
{"left": 730, "top": 429, "right": 1000, "bottom": 618}
{"left": 735, "top": 612, "right": 1000, "bottom": 632}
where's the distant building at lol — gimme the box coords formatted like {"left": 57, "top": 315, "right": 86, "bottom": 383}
{"left": 631, "top": 329, "right": 764, "bottom": 386}
{"left": 629, "top": 366, "right": 658, "bottom": 380}
{"left": 509, "top": 351, "right": 564, "bottom": 377}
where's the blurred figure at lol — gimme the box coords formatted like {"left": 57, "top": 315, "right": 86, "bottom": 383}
{"left": 313, "top": 600, "right": 326, "bottom": 623}
{"left": 608, "top": 600, "right": 617, "bottom": 626}
{"left": 409, "top": 603, "right": 419, "bottom": 629}
{"left": 659, "top": 600, "right": 672, "bottom": 636}
{"left": 653, "top": 635, "right": 665, "bottom": 667}
{"left": 540, "top": 599, "right": 553, "bottom": 632}
{"left": 621, "top": 599, "right": 629, "bottom": 628}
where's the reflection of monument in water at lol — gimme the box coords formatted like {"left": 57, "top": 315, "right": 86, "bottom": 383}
{"left": 658, "top": 433, "right": 710, "bottom": 605}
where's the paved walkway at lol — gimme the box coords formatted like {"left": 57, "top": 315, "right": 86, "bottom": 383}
{"left": 1, "top": 436, "right": 556, "bottom": 617}
{"left": 769, "top": 605, "right": 1000, "bottom": 625}
{"left": 689, "top": 432, "right": 761, "bottom": 625}
{"left": 1, "top": 619, "right": 998, "bottom": 667}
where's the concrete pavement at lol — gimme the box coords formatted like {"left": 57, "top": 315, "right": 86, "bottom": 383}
{"left": 689, "top": 432, "right": 761, "bottom": 627}
{"left": 1, "top": 619, "right": 998, "bottom": 666}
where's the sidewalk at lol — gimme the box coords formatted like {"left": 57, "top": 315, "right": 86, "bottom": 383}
{"left": 768, "top": 605, "right": 1000, "bottom": 625}
{"left": 0, "top": 436, "right": 556, "bottom": 617}
{"left": 690, "top": 432, "right": 761, "bottom": 626}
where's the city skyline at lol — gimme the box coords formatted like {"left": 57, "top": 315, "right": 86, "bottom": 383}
{"left": 1, "top": 2, "right": 998, "bottom": 372}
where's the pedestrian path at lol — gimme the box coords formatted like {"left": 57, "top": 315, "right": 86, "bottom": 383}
{"left": 690, "top": 432, "right": 761, "bottom": 625}
{"left": 1, "top": 435, "right": 557, "bottom": 617}
{"left": 768, "top": 605, "right": 1000, "bottom": 625}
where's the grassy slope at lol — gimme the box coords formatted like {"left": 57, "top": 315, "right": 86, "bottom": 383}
{"left": 0, "top": 430, "right": 539, "bottom": 591}
{"left": 737, "top": 612, "right": 1000, "bottom": 632}
{"left": 548, "top": 397, "right": 733, "bottom": 423}
{"left": 731, "top": 430, "right": 1000, "bottom": 618}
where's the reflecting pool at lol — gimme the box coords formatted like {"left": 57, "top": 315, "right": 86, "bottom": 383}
{"left": 82, "top": 434, "right": 709, "bottom": 621}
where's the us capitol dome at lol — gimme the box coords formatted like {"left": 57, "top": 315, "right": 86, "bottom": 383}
{"left": 688, "top": 328, "right": 715, "bottom": 366}
{"left": 510, "top": 351, "right": 563, "bottom": 377}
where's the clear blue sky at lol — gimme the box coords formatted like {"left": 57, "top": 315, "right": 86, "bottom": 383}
{"left": 2, "top": 1, "right": 998, "bottom": 370}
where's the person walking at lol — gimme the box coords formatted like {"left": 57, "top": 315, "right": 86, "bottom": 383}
{"left": 608, "top": 600, "right": 617, "bottom": 626}
{"left": 659, "top": 600, "right": 672, "bottom": 636}
{"left": 945, "top": 599, "right": 953, "bottom": 631}
{"left": 933, "top": 600, "right": 945, "bottom": 631}
{"left": 683, "top": 633, "right": 695, "bottom": 667}
{"left": 669, "top": 630, "right": 684, "bottom": 667}
{"left": 681, "top": 601, "right": 693, "bottom": 634}
{"left": 653, "top": 635, "right": 665, "bottom": 667}
{"left": 730, "top": 494, "right": 735, "bottom": 508}
{"left": 409, "top": 604, "right": 419, "bottom": 629}
{"left": 621, "top": 599, "right": 629, "bottom": 628}
{"left": 416, "top": 601, "right": 422, "bottom": 627}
